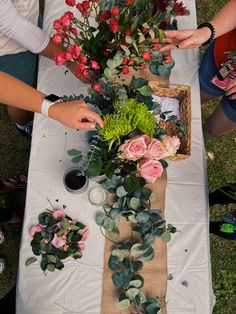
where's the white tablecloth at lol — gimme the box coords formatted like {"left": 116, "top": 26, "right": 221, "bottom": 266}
{"left": 16, "top": 1, "right": 215, "bottom": 313}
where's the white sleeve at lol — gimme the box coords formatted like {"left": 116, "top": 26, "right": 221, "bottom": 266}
{"left": 0, "top": 0, "right": 50, "bottom": 54}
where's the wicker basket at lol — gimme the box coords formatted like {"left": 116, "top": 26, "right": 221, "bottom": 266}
{"left": 149, "top": 81, "right": 191, "bottom": 160}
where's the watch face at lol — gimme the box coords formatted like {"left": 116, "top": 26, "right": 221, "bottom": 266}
{"left": 45, "top": 94, "right": 61, "bottom": 102}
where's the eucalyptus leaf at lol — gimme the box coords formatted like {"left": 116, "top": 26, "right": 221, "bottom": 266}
{"left": 129, "top": 197, "right": 141, "bottom": 210}
{"left": 129, "top": 279, "right": 143, "bottom": 288}
{"left": 112, "top": 272, "right": 122, "bottom": 288}
{"left": 136, "top": 211, "right": 150, "bottom": 223}
{"left": 117, "top": 299, "right": 131, "bottom": 310}
{"left": 95, "top": 212, "right": 106, "bottom": 226}
{"left": 107, "top": 227, "right": 120, "bottom": 241}
{"left": 25, "top": 257, "right": 37, "bottom": 266}
{"left": 116, "top": 186, "right": 128, "bottom": 197}
{"left": 144, "top": 233, "right": 155, "bottom": 245}
{"left": 71, "top": 155, "right": 83, "bottom": 163}
{"left": 136, "top": 85, "right": 153, "bottom": 97}
{"left": 47, "top": 255, "right": 57, "bottom": 264}
{"left": 120, "top": 44, "right": 130, "bottom": 56}
{"left": 112, "top": 248, "right": 125, "bottom": 262}
{"left": 108, "top": 255, "right": 120, "bottom": 271}
{"left": 67, "top": 149, "right": 82, "bottom": 156}
{"left": 47, "top": 263, "right": 56, "bottom": 272}
{"left": 126, "top": 288, "right": 140, "bottom": 300}
{"left": 161, "top": 230, "right": 171, "bottom": 242}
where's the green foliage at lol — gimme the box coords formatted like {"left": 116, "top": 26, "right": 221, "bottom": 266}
{"left": 95, "top": 174, "right": 177, "bottom": 312}
{"left": 99, "top": 98, "right": 157, "bottom": 149}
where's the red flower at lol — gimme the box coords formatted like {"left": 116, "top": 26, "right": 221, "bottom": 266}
{"left": 109, "top": 18, "right": 119, "bottom": 33}
{"left": 52, "top": 34, "right": 62, "bottom": 44}
{"left": 70, "top": 27, "right": 78, "bottom": 35}
{"left": 91, "top": 83, "right": 102, "bottom": 93}
{"left": 153, "top": 43, "right": 159, "bottom": 50}
{"left": 54, "top": 52, "right": 65, "bottom": 65}
{"left": 60, "top": 14, "right": 71, "bottom": 27}
{"left": 82, "top": 1, "right": 90, "bottom": 9}
{"left": 90, "top": 60, "right": 100, "bottom": 70}
{"left": 164, "top": 55, "right": 173, "bottom": 64}
{"left": 142, "top": 51, "right": 152, "bottom": 61}
{"left": 53, "top": 19, "right": 61, "bottom": 29}
{"left": 79, "top": 55, "right": 87, "bottom": 64}
{"left": 76, "top": 3, "right": 84, "bottom": 12}
{"left": 139, "top": 63, "right": 146, "bottom": 69}
{"left": 126, "top": 0, "right": 133, "bottom": 5}
{"left": 122, "top": 57, "right": 129, "bottom": 65}
{"left": 66, "top": 0, "right": 76, "bottom": 6}
{"left": 125, "top": 29, "right": 132, "bottom": 36}
{"left": 122, "top": 66, "right": 129, "bottom": 74}
{"left": 111, "top": 6, "right": 119, "bottom": 16}
{"left": 65, "top": 11, "right": 74, "bottom": 20}
{"left": 69, "top": 45, "right": 81, "bottom": 59}
{"left": 99, "top": 10, "right": 111, "bottom": 22}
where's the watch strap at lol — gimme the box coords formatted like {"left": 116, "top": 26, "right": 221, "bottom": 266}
{"left": 41, "top": 94, "right": 62, "bottom": 117}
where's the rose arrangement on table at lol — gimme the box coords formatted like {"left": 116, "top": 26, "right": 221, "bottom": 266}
{"left": 29, "top": 208, "right": 89, "bottom": 273}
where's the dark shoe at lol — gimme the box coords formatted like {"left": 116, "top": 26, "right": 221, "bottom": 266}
{"left": 15, "top": 120, "right": 33, "bottom": 139}
{"left": 209, "top": 184, "right": 236, "bottom": 206}
{"left": 210, "top": 221, "right": 236, "bottom": 240}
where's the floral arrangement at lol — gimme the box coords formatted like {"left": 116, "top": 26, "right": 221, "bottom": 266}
{"left": 29, "top": 208, "right": 89, "bottom": 273}
{"left": 53, "top": 0, "right": 189, "bottom": 81}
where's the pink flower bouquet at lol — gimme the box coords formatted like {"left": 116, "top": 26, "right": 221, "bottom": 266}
{"left": 29, "top": 208, "right": 89, "bottom": 272}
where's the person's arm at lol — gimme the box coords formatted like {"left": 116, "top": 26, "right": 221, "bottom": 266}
{"left": 0, "top": 71, "right": 104, "bottom": 129}
{"left": 161, "top": 0, "right": 236, "bottom": 51}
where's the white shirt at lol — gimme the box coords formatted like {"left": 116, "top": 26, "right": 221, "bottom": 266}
{"left": 0, "top": 0, "right": 50, "bottom": 56}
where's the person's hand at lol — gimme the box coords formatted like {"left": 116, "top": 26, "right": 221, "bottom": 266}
{"left": 48, "top": 100, "right": 104, "bottom": 129}
{"left": 225, "top": 79, "right": 236, "bottom": 99}
{"left": 160, "top": 28, "right": 212, "bottom": 52}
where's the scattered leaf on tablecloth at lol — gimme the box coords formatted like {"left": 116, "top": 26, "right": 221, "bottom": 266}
{"left": 168, "top": 273, "right": 173, "bottom": 280}
{"left": 25, "top": 257, "right": 37, "bottom": 266}
{"left": 206, "top": 152, "right": 214, "bottom": 160}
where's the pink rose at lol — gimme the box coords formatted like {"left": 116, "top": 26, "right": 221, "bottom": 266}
{"left": 162, "top": 135, "right": 181, "bottom": 157}
{"left": 69, "top": 45, "right": 81, "bottom": 59}
{"left": 51, "top": 234, "right": 67, "bottom": 248}
{"left": 120, "top": 135, "right": 149, "bottom": 161}
{"left": 79, "top": 226, "right": 90, "bottom": 241}
{"left": 60, "top": 14, "right": 71, "bottom": 27}
{"left": 138, "top": 159, "right": 163, "bottom": 183}
{"left": 29, "top": 224, "right": 43, "bottom": 237}
{"left": 52, "top": 209, "right": 66, "bottom": 220}
{"left": 144, "top": 138, "right": 165, "bottom": 160}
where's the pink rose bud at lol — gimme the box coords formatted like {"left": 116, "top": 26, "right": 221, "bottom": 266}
{"left": 91, "top": 83, "right": 102, "bottom": 93}
{"left": 52, "top": 34, "right": 62, "bottom": 45}
{"left": 54, "top": 52, "right": 66, "bottom": 65}
{"left": 138, "top": 159, "right": 164, "bottom": 183}
{"left": 79, "top": 226, "right": 90, "bottom": 241}
{"left": 78, "top": 241, "right": 86, "bottom": 251}
{"left": 66, "top": 0, "right": 76, "bottom": 6}
{"left": 90, "top": 60, "right": 100, "bottom": 70}
{"left": 69, "top": 45, "right": 81, "bottom": 59}
{"left": 60, "top": 14, "right": 71, "bottom": 27}
{"left": 53, "top": 19, "right": 61, "bottom": 29}
{"left": 65, "top": 11, "right": 74, "bottom": 20}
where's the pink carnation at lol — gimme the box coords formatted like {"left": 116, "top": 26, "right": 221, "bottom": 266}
{"left": 120, "top": 135, "right": 149, "bottom": 161}
{"left": 162, "top": 135, "right": 181, "bottom": 157}
{"left": 52, "top": 209, "right": 66, "bottom": 220}
{"left": 30, "top": 224, "right": 43, "bottom": 237}
{"left": 144, "top": 138, "right": 165, "bottom": 160}
{"left": 138, "top": 159, "right": 163, "bottom": 183}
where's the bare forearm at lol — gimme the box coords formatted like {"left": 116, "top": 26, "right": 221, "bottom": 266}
{"left": 0, "top": 71, "right": 45, "bottom": 112}
{"left": 210, "top": 0, "right": 236, "bottom": 38}
{"left": 40, "top": 38, "right": 63, "bottom": 60}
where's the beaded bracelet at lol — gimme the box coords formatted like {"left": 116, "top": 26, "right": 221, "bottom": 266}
{"left": 197, "top": 22, "right": 216, "bottom": 46}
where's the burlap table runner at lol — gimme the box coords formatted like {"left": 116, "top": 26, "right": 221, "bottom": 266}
{"left": 101, "top": 170, "right": 168, "bottom": 314}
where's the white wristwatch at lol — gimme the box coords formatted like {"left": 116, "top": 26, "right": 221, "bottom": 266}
{"left": 41, "top": 94, "right": 62, "bottom": 117}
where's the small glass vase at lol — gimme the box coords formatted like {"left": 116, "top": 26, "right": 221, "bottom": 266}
{"left": 63, "top": 167, "right": 89, "bottom": 194}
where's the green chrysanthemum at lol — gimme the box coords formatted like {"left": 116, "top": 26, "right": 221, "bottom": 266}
{"left": 99, "top": 98, "right": 157, "bottom": 149}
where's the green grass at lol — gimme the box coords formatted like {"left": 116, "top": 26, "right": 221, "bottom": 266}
{"left": 1, "top": 1, "right": 236, "bottom": 313}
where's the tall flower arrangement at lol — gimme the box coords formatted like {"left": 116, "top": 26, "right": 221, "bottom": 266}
{"left": 53, "top": 0, "right": 189, "bottom": 81}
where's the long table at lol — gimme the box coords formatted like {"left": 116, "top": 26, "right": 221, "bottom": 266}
{"left": 16, "top": 1, "right": 216, "bottom": 313}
